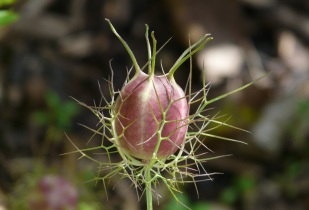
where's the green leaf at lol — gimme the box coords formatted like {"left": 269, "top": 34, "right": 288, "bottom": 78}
{"left": 78, "top": 202, "right": 95, "bottom": 210}
{"left": 236, "top": 176, "right": 256, "bottom": 192}
{"left": 56, "top": 101, "right": 79, "bottom": 129}
{"left": 0, "top": 0, "right": 16, "bottom": 6}
{"left": 0, "top": 10, "right": 18, "bottom": 26}
{"left": 192, "top": 202, "right": 211, "bottom": 210}
{"left": 62, "top": 102, "right": 80, "bottom": 117}
{"left": 46, "top": 91, "right": 61, "bottom": 109}
{"left": 297, "top": 100, "right": 309, "bottom": 115}
{"left": 220, "top": 187, "right": 238, "bottom": 204}
{"left": 164, "top": 193, "right": 190, "bottom": 210}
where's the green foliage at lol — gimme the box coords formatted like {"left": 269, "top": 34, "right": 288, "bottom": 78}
{"left": 78, "top": 203, "right": 98, "bottom": 210}
{"left": 164, "top": 193, "right": 211, "bottom": 210}
{"left": 297, "top": 99, "right": 309, "bottom": 115}
{"left": 220, "top": 187, "right": 238, "bottom": 205}
{"left": 0, "top": 0, "right": 18, "bottom": 27}
{"left": 220, "top": 175, "right": 256, "bottom": 205}
{"left": 33, "top": 91, "right": 80, "bottom": 130}
{"left": 192, "top": 202, "right": 211, "bottom": 210}
{"left": 276, "top": 159, "right": 305, "bottom": 198}
{"left": 292, "top": 99, "right": 309, "bottom": 144}
{"left": 164, "top": 193, "right": 190, "bottom": 210}
{"left": 0, "top": 10, "right": 18, "bottom": 26}
{"left": 0, "top": 0, "right": 16, "bottom": 6}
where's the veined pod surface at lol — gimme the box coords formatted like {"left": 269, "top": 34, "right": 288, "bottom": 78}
{"left": 114, "top": 70, "right": 188, "bottom": 160}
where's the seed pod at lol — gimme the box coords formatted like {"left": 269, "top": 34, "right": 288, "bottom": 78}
{"left": 114, "top": 71, "right": 188, "bottom": 160}
{"left": 105, "top": 19, "right": 211, "bottom": 161}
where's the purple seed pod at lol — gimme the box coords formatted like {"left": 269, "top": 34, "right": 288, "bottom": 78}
{"left": 114, "top": 71, "right": 188, "bottom": 160}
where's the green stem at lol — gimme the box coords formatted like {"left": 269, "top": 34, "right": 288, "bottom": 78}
{"left": 167, "top": 35, "right": 212, "bottom": 80}
{"left": 145, "top": 166, "right": 153, "bottom": 210}
{"left": 150, "top": 31, "right": 157, "bottom": 76}
{"left": 105, "top": 19, "right": 140, "bottom": 76}
{"left": 199, "top": 72, "right": 271, "bottom": 111}
{"left": 145, "top": 24, "right": 152, "bottom": 75}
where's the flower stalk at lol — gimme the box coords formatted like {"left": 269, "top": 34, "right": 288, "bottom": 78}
{"left": 145, "top": 166, "right": 153, "bottom": 210}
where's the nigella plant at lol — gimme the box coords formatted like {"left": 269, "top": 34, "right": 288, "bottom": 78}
{"left": 67, "top": 19, "right": 266, "bottom": 210}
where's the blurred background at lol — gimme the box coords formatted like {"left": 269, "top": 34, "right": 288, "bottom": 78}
{"left": 0, "top": 0, "right": 309, "bottom": 209}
